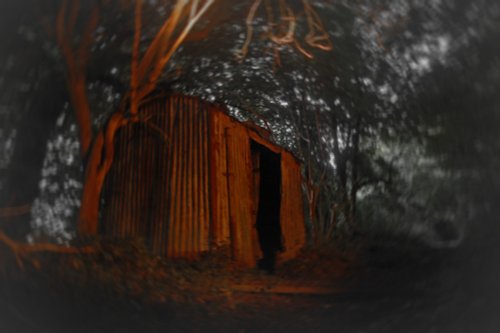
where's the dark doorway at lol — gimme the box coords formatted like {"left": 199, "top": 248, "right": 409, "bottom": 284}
{"left": 251, "top": 141, "right": 283, "bottom": 273}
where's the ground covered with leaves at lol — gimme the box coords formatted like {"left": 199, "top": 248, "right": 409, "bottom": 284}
{"left": 0, "top": 225, "right": 499, "bottom": 332}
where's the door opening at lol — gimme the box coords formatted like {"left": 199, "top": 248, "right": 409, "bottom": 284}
{"left": 251, "top": 140, "right": 282, "bottom": 273}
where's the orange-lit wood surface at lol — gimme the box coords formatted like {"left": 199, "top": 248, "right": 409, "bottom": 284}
{"left": 101, "top": 94, "right": 305, "bottom": 266}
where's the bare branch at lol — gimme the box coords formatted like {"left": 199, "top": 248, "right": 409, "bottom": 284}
{"left": 136, "top": 0, "right": 187, "bottom": 85}
{"left": 190, "top": 0, "right": 200, "bottom": 20}
{"left": 294, "top": 39, "right": 313, "bottom": 59}
{"left": 303, "top": 0, "right": 333, "bottom": 51}
{"left": 56, "top": 1, "right": 99, "bottom": 157}
{"left": 138, "top": 0, "right": 215, "bottom": 100}
{"left": 269, "top": 1, "right": 295, "bottom": 45}
{"left": 237, "top": 0, "right": 331, "bottom": 62}
{"left": 235, "top": 0, "right": 263, "bottom": 62}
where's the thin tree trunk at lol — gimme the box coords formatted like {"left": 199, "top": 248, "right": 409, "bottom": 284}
{"left": 78, "top": 131, "right": 104, "bottom": 235}
{"left": 332, "top": 116, "right": 349, "bottom": 220}
{"left": 349, "top": 116, "right": 361, "bottom": 224}
{"left": 68, "top": 78, "right": 93, "bottom": 158}
{"left": 78, "top": 111, "right": 130, "bottom": 235}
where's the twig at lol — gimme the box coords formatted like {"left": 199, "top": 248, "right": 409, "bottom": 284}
{"left": 303, "top": 0, "right": 333, "bottom": 51}
{"left": 235, "top": 0, "right": 263, "bottom": 62}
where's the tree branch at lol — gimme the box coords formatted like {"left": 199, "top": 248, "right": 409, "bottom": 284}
{"left": 302, "top": 0, "right": 333, "bottom": 51}
{"left": 138, "top": 0, "right": 215, "bottom": 100}
{"left": 235, "top": 0, "right": 263, "bottom": 62}
{"left": 56, "top": 1, "right": 99, "bottom": 158}
{"left": 0, "top": 230, "right": 94, "bottom": 270}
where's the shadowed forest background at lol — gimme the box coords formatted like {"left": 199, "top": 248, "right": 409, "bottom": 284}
{"left": 0, "top": 0, "right": 499, "bottom": 332}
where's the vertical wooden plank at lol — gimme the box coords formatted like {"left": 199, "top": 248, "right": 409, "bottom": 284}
{"left": 135, "top": 123, "right": 141, "bottom": 237}
{"left": 185, "top": 96, "right": 194, "bottom": 258}
{"left": 200, "top": 101, "right": 209, "bottom": 252}
{"left": 197, "top": 99, "right": 204, "bottom": 254}
{"left": 171, "top": 96, "right": 180, "bottom": 256}
{"left": 157, "top": 101, "right": 168, "bottom": 255}
{"left": 150, "top": 101, "right": 162, "bottom": 253}
{"left": 168, "top": 97, "right": 181, "bottom": 256}
{"left": 183, "top": 97, "right": 191, "bottom": 256}
{"left": 141, "top": 110, "right": 148, "bottom": 245}
{"left": 191, "top": 98, "right": 199, "bottom": 257}
{"left": 149, "top": 104, "right": 158, "bottom": 253}
{"left": 150, "top": 104, "right": 160, "bottom": 249}
{"left": 279, "top": 153, "right": 306, "bottom": 261}
{"left": 139, "top": 122, "right": 147, "bottom": 238}
{"left": 249, "top": 145, "right": 262, "bottom": 262}
{"left": 225, "top": 123, "right": 255, "bottom": 267}
{"left": 152, "top": 102, "right": 160, "bottom": 253}
{"left": 174, "top": 96, "right": 185, "bottom": 257}
{"left": 181, "top": 96, "right": 189, "bottom": 257}
{"left": 166, "top": 97, "right": 176, "bottom": 256}
{"left": 208, "top": 107, "right": 217, "bottom": 249}
{"left": 211, "top": 112, "right": 231, "bottom": 247}
{"left": 193, "top": 97, "right": 201, "bottom": 256}
{"left": 179, "top": 95, "right": 189, "bottom": 257}
{"left": 123, "top": 125, "right": 134, "bottom": 237}
{"left": 163, "top": 97, "right": 176, "bottom": 256}
{"left": 201, "top": 101, "right": 209, "bottom": 252}
{"left": 132, "top": 124, "right": 138, "bottom": 238}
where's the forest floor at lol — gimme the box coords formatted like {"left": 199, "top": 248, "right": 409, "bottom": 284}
{"left": 0, "top": 215, "right": 499, "bottom": 333}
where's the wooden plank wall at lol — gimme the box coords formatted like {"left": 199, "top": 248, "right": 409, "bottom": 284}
{"left": 102, "top": 95, "right": 211, "bottom": 259}
{"left": 209, "top": 109, "right": 231, "bottom": 247}
{"left": 101, "top": 107, "right": 160, "bottom": 241}
{"left": 102, "top": 93, "right": 305, "bottom": 265}
{"left": 211, "top": 112, "right": 257, "bottom": 266}
{"left": 211, "top": 112, "right": 305, "bottom": 267}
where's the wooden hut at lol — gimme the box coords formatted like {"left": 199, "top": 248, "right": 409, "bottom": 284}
{"left": 100, "top": 93, "right": 305, "bottom": 267}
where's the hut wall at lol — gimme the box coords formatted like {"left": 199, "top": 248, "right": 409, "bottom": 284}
{"left": 102, "top": 95, "right": 211, "bottom": 259}
{"left": 211, "top": 112, "right": 305, "bottom": 266}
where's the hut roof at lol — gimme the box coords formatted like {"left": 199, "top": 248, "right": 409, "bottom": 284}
{"left": 138, "top": 91, "right": 302, "bottom": 162}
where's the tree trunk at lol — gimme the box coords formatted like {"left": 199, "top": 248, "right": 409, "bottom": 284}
{"left": 349, "top": 116, "right": 361, "bottom": 225}
{"left": 332, "top": 116, "right": 349, "bottom": 223}
{"left": 78, "top": 112, "right": 125, "bottom": 235}
{"left": 78, "top": 132, "right": 104, "bottom": 235}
